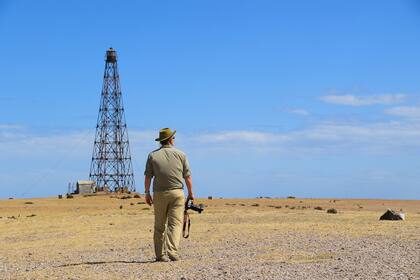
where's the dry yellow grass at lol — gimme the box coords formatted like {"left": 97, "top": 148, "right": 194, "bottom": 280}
{"left": 0, "top": 195, "right": 419, "bottom": 279}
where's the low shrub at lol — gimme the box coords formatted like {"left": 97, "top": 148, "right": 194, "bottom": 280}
{"left": 327, "top": 208, "right": 338, "bottom": 214}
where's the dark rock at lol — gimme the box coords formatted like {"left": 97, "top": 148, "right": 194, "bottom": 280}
{"left": 379, "top": 209, "right": 404, "bottom": 220}
{"left": 24, "top": 201, "right": 34, "bottom": 204}
{"left": 208, "top": 196, "right": 213, "bottom": 200}
{"left": 314, "top": 206, "right": 323, "bottom": 210}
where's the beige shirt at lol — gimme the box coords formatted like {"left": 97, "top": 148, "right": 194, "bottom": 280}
{"left": 144, "top": 145, "right": 191, "bottom": 192}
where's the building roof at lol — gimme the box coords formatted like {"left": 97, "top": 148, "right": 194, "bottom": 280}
{"left": 77, "top": 180, "right": 96, "bottom": 185}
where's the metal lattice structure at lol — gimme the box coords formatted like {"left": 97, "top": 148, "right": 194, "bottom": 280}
{"left": 89, "top": 48, "right": 135, "bottom": 192}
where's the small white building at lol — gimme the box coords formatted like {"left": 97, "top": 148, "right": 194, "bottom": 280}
{"left": 76, "top": 180, "right": 96, "bottom": 194}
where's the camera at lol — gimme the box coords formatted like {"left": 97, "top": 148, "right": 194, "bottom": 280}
{"left": 185, "top": 198, "right": 204, "bottom": 213}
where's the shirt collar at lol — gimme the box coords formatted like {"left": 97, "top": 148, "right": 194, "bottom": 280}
{"left": 162, "top": 144, "right": 172, "bottom": 148}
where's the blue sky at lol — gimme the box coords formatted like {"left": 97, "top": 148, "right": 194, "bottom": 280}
{"left": 1, "top": 0, "right": 420, "bottom": 199}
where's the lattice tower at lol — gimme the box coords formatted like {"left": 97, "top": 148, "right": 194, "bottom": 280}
{"left": 89, "top": 48, "right": 135, "bottom": 192}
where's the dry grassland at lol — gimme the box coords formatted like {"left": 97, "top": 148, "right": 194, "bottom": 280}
{"left": 0, "top": 195, "right": 419, "bottom": 279}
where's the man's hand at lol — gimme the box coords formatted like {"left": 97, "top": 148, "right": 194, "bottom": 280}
{"left": 145, "top": 193, "right": 153, "bottom": 206}
{"left": 187, "top": 192, "right": 194, "bottom": 201}
{"left": 144, "top": 176, "right": 153, "bottom": 206}
{"left": 185, "top": 176, "right": 194, "bottom": 201}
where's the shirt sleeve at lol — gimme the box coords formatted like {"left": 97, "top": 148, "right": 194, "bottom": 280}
{"left": 144, "top": 154, "right": 154, "bottom": 177}
{"left": 182, "top": 155, "right": 191, "bottom": 178}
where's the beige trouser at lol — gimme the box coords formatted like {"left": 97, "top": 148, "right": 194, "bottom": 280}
{"left": 153, "top": 189, "right": 185, "bottom": 259}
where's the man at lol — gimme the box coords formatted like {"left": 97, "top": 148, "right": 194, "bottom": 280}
{"left": 144, "top": 128, "right": 194, "bottom": 262}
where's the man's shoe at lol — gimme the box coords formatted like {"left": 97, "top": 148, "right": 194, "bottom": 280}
{"left": 156, "top": 256, "right": 170, "bottom": 262}
{"left": 168, "top": 254, "right": 180, "bottom": 261}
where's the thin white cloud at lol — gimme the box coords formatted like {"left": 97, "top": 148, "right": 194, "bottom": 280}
{"left": 0, "top": 124, "right": 26, "bottom": 141}
{"left": 0, "top": 130, "right": 94, "bottom": 158}
{"left": 296, "top": 122, "right": 420, "bottom": 145}
{"left": 190, "top": 121, "right": 420, "bottom": 155}
{"left": 320, "top": 94, "right": 406, "bottom": 106}
{"left": 385, "top": 106, "right": 420, "bottom": 118}
{"left": 2, "top": 120, "right": 420, "bottom": 159}
{"left": 0, "top": 124, "right": 23, "bottom": 129}
{"left": 286, "top": 108, "right": 310, "bottom": 116}
{"left": 192, "top": 130, "right": 288, "bottom": 144}
{"left": 0, "top": 128, "right": 159, "bottom": 158}
{"left": 129, "top": 130, "right": 157, "bottom": 145}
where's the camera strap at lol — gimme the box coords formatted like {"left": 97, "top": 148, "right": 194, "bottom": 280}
{"left": 182, "top": 210, "right": 191, "bottom": 238}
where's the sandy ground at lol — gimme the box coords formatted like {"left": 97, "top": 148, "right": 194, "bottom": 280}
{"left": 0, "top": 195, "right": 419, "bottom": 279}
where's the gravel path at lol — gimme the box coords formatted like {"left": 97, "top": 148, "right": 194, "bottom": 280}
{"left": 1, "top": 197, "right": 419, "bottom": 279}
{"left": 2, "top": 233, "right": 419, "bottom": 279}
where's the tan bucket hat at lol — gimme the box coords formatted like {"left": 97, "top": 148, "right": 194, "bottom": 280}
{"left": 155, "top": 127, "right": 176, "bottom": 142}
